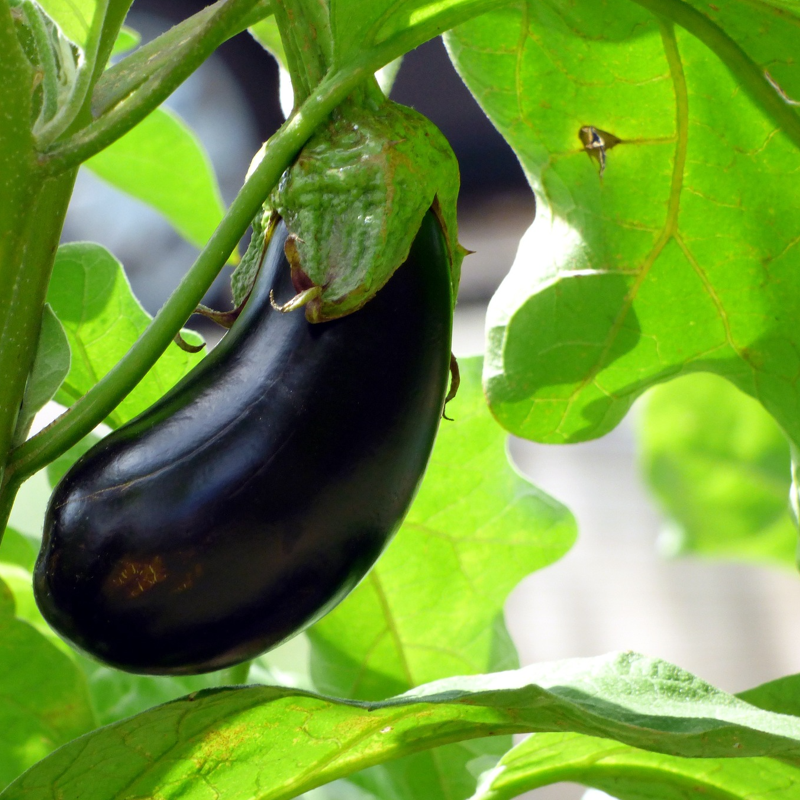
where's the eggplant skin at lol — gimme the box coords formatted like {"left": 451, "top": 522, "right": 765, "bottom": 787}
{"left": 35, "top": 211, "right": 452, "bottom": 675}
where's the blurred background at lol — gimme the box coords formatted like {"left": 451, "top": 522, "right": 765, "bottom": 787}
{"left": 37, "top": 4, "right": 800, "bottom": 798}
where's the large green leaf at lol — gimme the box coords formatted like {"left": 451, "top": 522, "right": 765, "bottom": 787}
{"left": 308, "top": 357, "right": 576, "bottom": 799}
{"left": 47, "top": 242, "right": 204, "bottom": 428}
{"left": 85, "top": 107, "right": 227, "bottom": 250}
{"left": 637, "top": 372, "right": 796, "bottom": 567}
{"left": 445, "top": 0, "right": 800, "bottom": 448}
{"left": 469, "top": 731, "right": 800, "bottom": 799}
{"left": 0, "top": 574, "right": 95, "bottom": 791}
{"left": 471, "top": 668, "right": 800, "bottom": 799}
{"left": 6, "top": 652, "right": 800, "bottom": 800}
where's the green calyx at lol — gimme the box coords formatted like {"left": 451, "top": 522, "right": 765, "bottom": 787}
{"left": 263, "top": 94, "right": 463, "bottom": 322}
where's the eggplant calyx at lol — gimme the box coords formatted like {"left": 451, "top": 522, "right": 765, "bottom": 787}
{"left": 442, "top": 353, "right": 460, "bottom": 421}
{"left": 269, "top": 285, "right": 322, "bottom": 313}
{"left": 192, "top": 303, "right": 243, "bottom": 330}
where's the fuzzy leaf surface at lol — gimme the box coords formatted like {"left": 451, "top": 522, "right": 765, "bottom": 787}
{"left": 7, "top": 653, "right": 800, "bottom": 800}
{"left": 472, "top": 664, "right": 800, "bottom": 798}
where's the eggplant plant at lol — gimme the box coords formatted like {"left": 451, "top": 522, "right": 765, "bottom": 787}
{"left": 1, "top": 1, "right": 800, "bottom": 799}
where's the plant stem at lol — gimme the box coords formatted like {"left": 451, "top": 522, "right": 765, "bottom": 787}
{"left": 23, "top": 1, "right": 59, "bottom": 123}
{"left": 274, "top": 0, "right": 330, "bottom": 107}
{"left": 9, "top": 0, "right": 512, "bottom": 486}
{"left": 0, "top": 170, "right": 77, "bottom": 536}
{"left": 223, "top": 660, "right": 252, "bottom": 686}
{"left": 42, "top": 0, "right": 267, "bottom": 173}
{"left": 8, "top": 63, "right": 370, "bottom": 484}
{"left": 35, "top": 0, "right": 110, "bottom": 146}
{"left": 0, "top": 0, "right": 40, "bottom": 527}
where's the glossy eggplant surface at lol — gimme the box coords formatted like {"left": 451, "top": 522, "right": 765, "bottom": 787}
{"left": 35, "top": 211, "right": 453, "bottom": 675}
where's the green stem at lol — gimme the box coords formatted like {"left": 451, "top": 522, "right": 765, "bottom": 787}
{"left": 274, "top": 0, "right": 331, "bottom": 108}
{"left": 93, "top": 0, "right": 137, "bottom": 87}
{"left": 0, "top": 170, "right": 77, "bottom": 536}
{"left": 41, "top": 0, "right": 266, "bottom": 172}
{"left": 24, "top": 1, "right": 59, "bottom": 123}
{"left": 35, "top": 0, "right": 110, "bottom": 146}
{"left": 0, "top": 0, "right": 39, "bottom": 531}
{"left": 223, "top": 660, "right": 252, "bottom": 686}
{"left": 10, "top": 0, "right": 511, "bottom": 484}
{"left": 8, "top": 63, "right": 373, "bottom": 483}
{"left": 630, "top": 0, "right": 800, "bottom": 151}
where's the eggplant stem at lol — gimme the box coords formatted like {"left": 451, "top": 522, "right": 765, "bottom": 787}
{"left": 269, "top": 285, "right": 322, "bottom": 313}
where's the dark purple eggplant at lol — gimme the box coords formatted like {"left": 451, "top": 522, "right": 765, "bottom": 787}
{"left": 34, "top": 211, "right": 452, "bottom": 675}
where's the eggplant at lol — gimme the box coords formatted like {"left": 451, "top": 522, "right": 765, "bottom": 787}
{"left": 34, "top": 211, "right": 453, "bottom": 675}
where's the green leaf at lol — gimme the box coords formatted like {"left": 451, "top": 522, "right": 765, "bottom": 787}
{"left": 110, "top": 25, "right": 140, "bottom": 58}
{"left": 445, "top": 0, "right": 800, "bottom": 448}
{"left": 7, "top": 652, "right": 800, "bottom": 800}
{"left": 85, "top": 106, "right": 227, "bottom": 250}
{"left": 310, "top": 357, "right": 575, "bottom": 694}
{"left": 469, "top": 731, "right": 800, "bottom": 799}
{"left": 329, "top": 0, "right": 493, "bottom": 67}
{"left": 37, "top": 0, "right": 99, "bottom": 48}
{"left": 472, "top": 671, "right": 800, "bottom": 799}
{"left": 0, "top": 528, "right": 36, "bottom": 572}
{"left": 47, "top": 242, "right": 205, "bottom": 428}
{"left": 0, "top": 573, "right": 95, "bottom": 791}
{"left": 738, "top": 673, "right": 800, "bottom": 719}
{"left": 308, "top": 357, "right": 576, "bottom": 798}
{"left": 637, "top": 373, "right": 796, "bottom": 568}
{"left": 14, "top": 304, "right": 70, "bottom": 443}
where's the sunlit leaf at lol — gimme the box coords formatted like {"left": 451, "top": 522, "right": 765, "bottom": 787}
{"left": 470, "top": 731, "right": 800, "bottom": 800}
{"left": 446, "top": 0, "right": 800, "bottom": 450}
{"left": 47, "top": 242, "right": 204, "bottom": 428}
{"left": 6, "top": 652, "right": 800, "bottom": 800}
{"left": 85, "top": 107, "right": 227, "bottom": 250}
{"left": 38, "top": 0, "right": 99, "bottom": 48}
{"left": 0, "top": 528, "right": 36, "bottom": 572}
{"left": 472, "top": 668, "right": 800, "bottom": 799}
{"left": 0, "top": 574, "right": 95, "bottom": 791}
{"left": 309, "top": 357, "right": 576, "bottom": 798}
{"left": 637, "top": 373, "right": 795, "bottom": 568}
